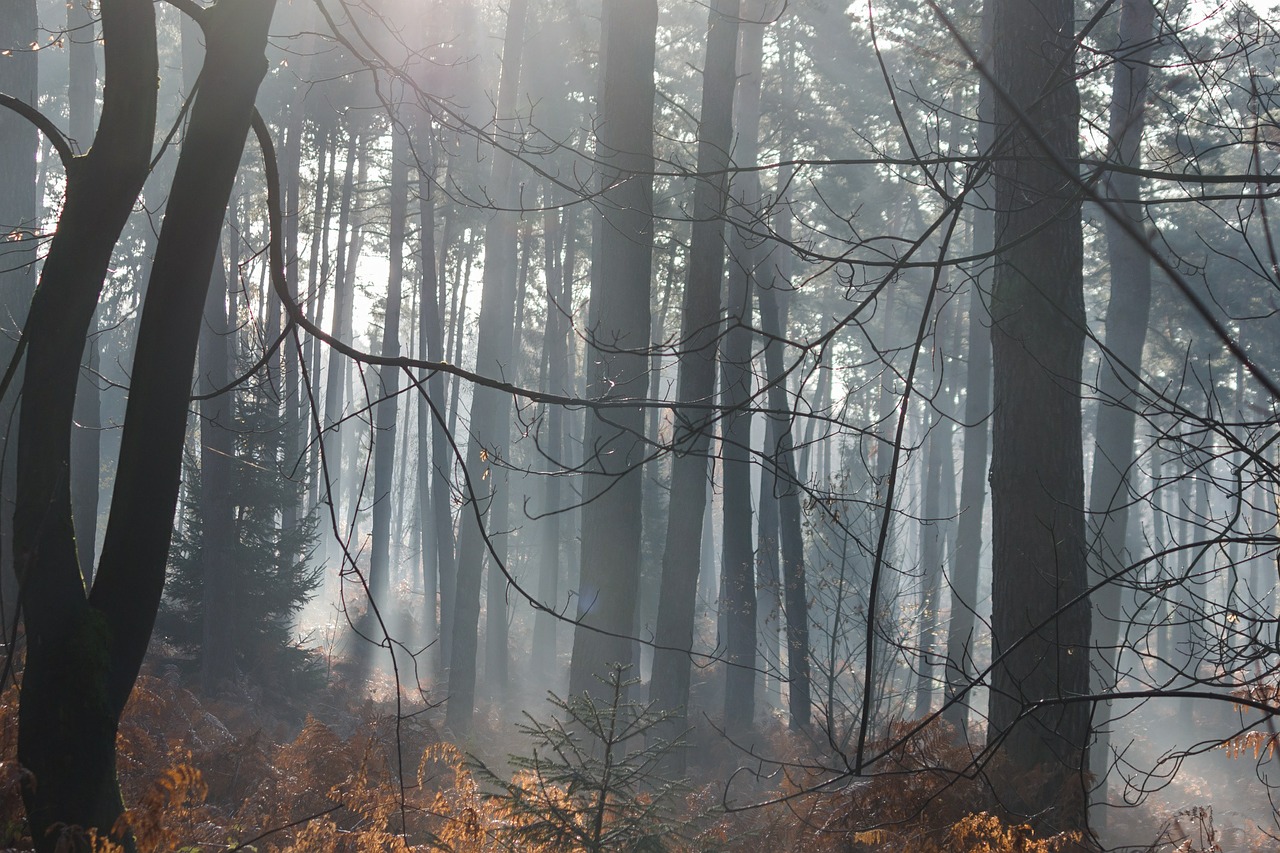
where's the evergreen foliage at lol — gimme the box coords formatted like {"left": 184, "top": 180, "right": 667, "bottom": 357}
{"left": 472, "top": 665, "right": 692, "bottom": 852}
{"left": 158, "top": 375, "right": 322, "bottom": 693}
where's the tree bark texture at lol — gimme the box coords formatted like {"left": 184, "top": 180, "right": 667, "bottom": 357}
{"left": 986, "top": 0, "right": 1091, "bottom": 833}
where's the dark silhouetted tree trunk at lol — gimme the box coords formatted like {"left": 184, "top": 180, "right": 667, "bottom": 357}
{"left": 15, "top": 0, "right": 273, "bottom": 846}
{"left": 721, "top": 0, "right": 760, "bottom": 735}
{"left": 759, "top": 251, "right": 811, "bottom": 731}
{"left": 986, "top": 0, "right": 1091, "bottom": 832}
{"left": 69, "top": 0, "right": 100, "bottom": 583}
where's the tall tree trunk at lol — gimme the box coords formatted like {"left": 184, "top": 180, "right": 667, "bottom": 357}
{"left": 0, "top": 0, "right": 39, "bottom": 638}
{"left": 914, "top": 399, "right": 945, "bottom": 719}
{"left": 69, "top": 0, "right": 100, "bottom": 583}
{"left": 16, "top": 1, "right": 272, "bottom": 845}
{"left": 567, "top": 0, "right": 658, "bottom": 700}
{"left": 720, "top": 0, "right": 764, "bottom": 735}
{"left": 447, "top": 228, "right": 477, "bottom": 438}
{"left": 323, "top": 129, "right": 360, "bottom": 527}
{"left": 756, "top": 401, "right": 781, "bottom": 708}
{"left": 183, "top": 9, "right": 239, "bottom": 698}
{"left": 944, "top": 48, "right": 995, "bottom": 729}
{"left": 649, "top": 0, "right": 738, "bottom": 754}
{"left": 415, "top": 125, "right": 453, "bottom": 678}
{"left": 533, "top": 187, "right": 569, "bottom": 677}
{"left": 305, "top": 126, "right": 334, "bottom": 514}
{"left": 277, "top": 52, "right": 307, "bottom": 569}
{"left": 364, "top": 122, "right": 409, "bottom": 670}
{"left": 986, "top": 0, "right": 1091, "bottom": 833}
{"left": 13, "top": 0, "right": 158, "bottom": 841}
{"left": 445, "top": 0, "right": 528, "bottom": 733}
{"left": 199, "top": 250, "right": 237, "bottom": 692}
{"left": 943, "top": 261, "right": 992, "bottom": 732}
{"left": 1087, "top": 0, "right": 1157, "bottom": 819}
{"left": 720, "top": 231, "right": 756, "bottom": 733}
{"left": 766, "top": 31, "right": 810, "bottom": 729}
{"left": 759, "top": 259, "right": 811, "bottom": 730}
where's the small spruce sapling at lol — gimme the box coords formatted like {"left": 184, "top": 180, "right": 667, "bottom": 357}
{"left": 472, "top": 664, "right": 693, "bottom": 852}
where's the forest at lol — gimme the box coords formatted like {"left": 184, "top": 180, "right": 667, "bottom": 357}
{"left": 1, "top": 0, "right": 1279, "bottom": 849}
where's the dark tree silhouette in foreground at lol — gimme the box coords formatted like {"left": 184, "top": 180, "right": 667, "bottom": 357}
{"left": 9, "top": 0, "right": 274, "bottom": 846}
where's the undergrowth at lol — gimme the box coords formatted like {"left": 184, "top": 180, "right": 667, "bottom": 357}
{"left": 1, "top": 671, "right": 1266, "bottom": 851}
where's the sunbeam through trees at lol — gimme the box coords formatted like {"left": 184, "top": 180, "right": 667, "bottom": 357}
{"left": 3, "top": 0, "right": 1280, "bottom": 850}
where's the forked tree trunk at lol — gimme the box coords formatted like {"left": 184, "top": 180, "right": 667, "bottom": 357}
{"left": 15, "top": 1, "right": 272, "bottom": 846}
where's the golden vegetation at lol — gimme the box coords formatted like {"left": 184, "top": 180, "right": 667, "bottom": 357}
{"left": 2, "top": 677, "right": 1268, "bottom": 851}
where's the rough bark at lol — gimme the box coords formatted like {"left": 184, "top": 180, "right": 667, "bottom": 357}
{"left": 986, "top": 0, "right": 1091, "bottom": 832}
{"left": 720, "top": 0, "right": 760, "bottom": 735}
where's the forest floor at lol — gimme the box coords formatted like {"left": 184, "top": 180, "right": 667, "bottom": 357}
{"left": 0, "top": 640, "right": 1275, "bottom": 851}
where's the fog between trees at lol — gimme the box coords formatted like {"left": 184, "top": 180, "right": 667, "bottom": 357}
{"left": 3, "top": 0, "right": 1280, "bottom": 849}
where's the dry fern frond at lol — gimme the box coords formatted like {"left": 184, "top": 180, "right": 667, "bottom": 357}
{"left": 1220, "top": 730, "right": 1278, "bottom": 761}
{"left": 112, "top": 760, "right": 208, "bottom": 851}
